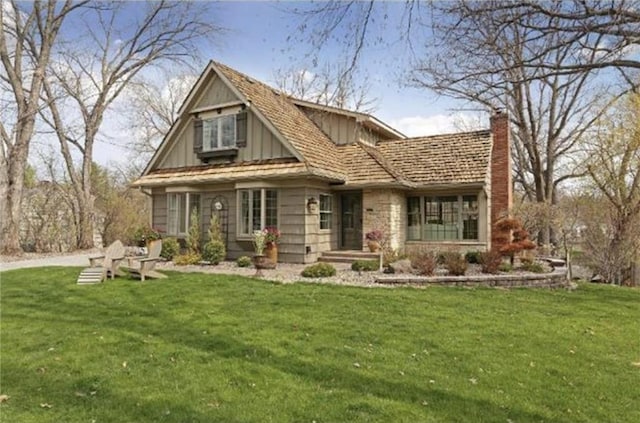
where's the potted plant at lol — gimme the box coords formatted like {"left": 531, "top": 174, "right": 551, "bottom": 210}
{"left": 252, "top": 229, "right": 274, "bottom": 275}
{"left": 365, "top": 229, "right": 383, "bottom": 252}
{"left": 264, "top": 227, "right": 281, "bottom": 266}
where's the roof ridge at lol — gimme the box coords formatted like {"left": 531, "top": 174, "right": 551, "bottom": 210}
{"left": 357, "top": 142, "right": 411, "bottom": 185}
{"left": 380, "top": 129, "right": 491, "bottom": 143}
{"left": 212, "top": 61, "right": 347, "bottom": 179}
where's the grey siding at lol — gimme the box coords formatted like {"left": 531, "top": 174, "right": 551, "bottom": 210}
{"left": 152, "top": 189, "right": 167, "bottom": 233}
{"left": 196, "top": 75, "right": 238, "bottom": 108}
{"left": 301, "top": 108, "right": 358, "bottom": 145}
{"left": 158, "top": 110, "right": 294, "bottom": 169}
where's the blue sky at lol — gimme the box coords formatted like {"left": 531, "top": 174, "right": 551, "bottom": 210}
{"left": 210, "top": 1, "right": 475, "bottom": 132}
{"left": 33, "top": 1, "right": 482, "bottom": 168}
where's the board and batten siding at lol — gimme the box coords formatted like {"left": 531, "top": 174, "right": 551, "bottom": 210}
{"left": 196, "top": 75, "right": 238, "bottom": 109}
{"left": 158, "top": 110, "right": 294, "bottom": 170}
{"left": 300, "top": 108, "right": 358, "bottom": 145}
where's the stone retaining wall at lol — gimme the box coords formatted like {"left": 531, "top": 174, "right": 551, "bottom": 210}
{"left": 375, "top": 269, "right": 568, "bottom": 288}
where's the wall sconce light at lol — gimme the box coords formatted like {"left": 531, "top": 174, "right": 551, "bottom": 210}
{"left": 307, "top": 197, "right": 318, "bottom": 214}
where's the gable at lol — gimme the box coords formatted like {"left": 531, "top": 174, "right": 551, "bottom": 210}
{"left": 150, "top": 65, "right": 298, "bottom": 171}
{"left": 157, "top": 108, "right": 295, "bottom": 169}
{"left": 195, "top": 75, "right": 238, "bottom": 109}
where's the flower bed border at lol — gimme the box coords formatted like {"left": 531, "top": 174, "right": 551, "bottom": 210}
{"left": 375, "top": 269, "right": 568, "bottom": 288}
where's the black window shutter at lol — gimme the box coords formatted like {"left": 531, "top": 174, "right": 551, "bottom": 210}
{"left": 193, "top": 118, "right": 203, "bottom": 154}
{"left": 236, "top": 111, "right": 247, "bottom": 148}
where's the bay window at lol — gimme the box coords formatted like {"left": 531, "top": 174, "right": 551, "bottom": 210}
{"left": 406, "top": 194, "right": 478, "bottom": 241}
{"left": 239, "top": 189, "right": 278, "bottom": 236}
{"left": 167, "top": 193, "right": 201, "bottom": 236}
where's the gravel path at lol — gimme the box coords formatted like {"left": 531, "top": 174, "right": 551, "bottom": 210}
{"left": 0, "top": 250, "right": 100, "bottom": 272}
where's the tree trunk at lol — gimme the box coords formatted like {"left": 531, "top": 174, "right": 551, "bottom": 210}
{"left": 1, "top": 130, "right": 33, "bottom": 254}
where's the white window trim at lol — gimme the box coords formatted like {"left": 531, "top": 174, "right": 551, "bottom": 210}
{"left": 319, "top": 193, "right": 333, "bottom": 231}
{"left": 202, "top": 113, "right": 236, "bottom": 152}
{"left": 167, "top": 192, "right": 200, "bottom": 237}
{"left": 236, "top": 188, "right": 279, "bottom": 238}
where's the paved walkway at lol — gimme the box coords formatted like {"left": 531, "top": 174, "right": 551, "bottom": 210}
{"left": 0, "top": 253, "right": 92, "bottom": 272}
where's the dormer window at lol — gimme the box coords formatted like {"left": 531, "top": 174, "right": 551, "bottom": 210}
{"left": 193, "top": 111, "right": 247, "bottom": 161}
{"left": 203, "top": 114, "right": 236, "bottom": 150}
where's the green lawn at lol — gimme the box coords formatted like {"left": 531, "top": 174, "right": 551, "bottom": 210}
{"left": 1, "top": 267, "right": 638, "bottom": 423}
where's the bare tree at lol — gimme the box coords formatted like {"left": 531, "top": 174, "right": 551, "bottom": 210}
{"left": 122, "top": 67, "right": 198, "bottom": 164}
{"left": 273, "top": 61, "right": 378, "bottom": 112}
{"left": 412, "top": 1, "right": 630, "bottom": 248}
{"left": 288, "top": 0, "right": 630, "bottom": 249}
{"left": 582, "top": 92, "right": 640, "bottom": 284}
{"left": 40, "top": 1, "right": 220, "bottom": 249}
{"left": 0, "top": 0, "right": 86, "bottom": 254}
{"left": 468, "top": 0, "right": 640, "bottom": 84}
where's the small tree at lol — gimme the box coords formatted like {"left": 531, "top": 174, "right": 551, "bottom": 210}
{"left": 494, "top": 218, "right": 537, "bottom": 266}
{"left": 203, "top": 214, "right": 226, "bottom": 265}
{"left": 186, "top": 208, "right": 201, "bottom": 255}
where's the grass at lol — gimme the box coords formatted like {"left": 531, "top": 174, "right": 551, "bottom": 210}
{"left": 1, "top": 267, "right": 639, "bottom": 423}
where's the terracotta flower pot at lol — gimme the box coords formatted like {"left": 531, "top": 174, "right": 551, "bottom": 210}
{"left": 367, "top": 240, "right": 381, "bottom": 252}
{"left": 265, "top": 243, "right": 278, "bottom": 267}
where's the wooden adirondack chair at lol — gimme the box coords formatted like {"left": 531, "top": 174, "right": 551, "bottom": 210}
{"left": 77, "top": 240, "right": 125, "bottom": 284}
{"left": 123, "top": 239, "right": 167, "bottom": 281}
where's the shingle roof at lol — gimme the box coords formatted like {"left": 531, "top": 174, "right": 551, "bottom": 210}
{"left": 212, "top": 62, "right": 346, "bottom": 179}
{"left": 376, "top": 130, "right": 492, "bottom": 185}
{"left": 136, "top": 61, "right": 493, "bottom": 189}
{"left": 131, "top": 159, "right": 323, "bottom": 187}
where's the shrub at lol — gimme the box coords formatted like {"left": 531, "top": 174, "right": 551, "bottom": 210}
{"left": 237, "top": 256, "right": 252, "bottom": 267}
{"left": 202, "top": 240, "right": 226, "bottom": 265}
{"left": 521, "top": 261, "right": 547, "bottom": 273}
{"left": 411, "top": 251, "right": 437, "bottom": 276}
{"left": 382, "top": 248, "right": 407, "bottom": 267}
{"left": 443, "top": 252, "right": 467, "bottom": 276}
{"left": 161, "top": 237, "right": 180, "bottom": 261}
{"left": 351, "top": 260, "right": 379, "bottom": 272}
{"left": 479, "top": 250, "right": 503, "bottom": 274}
{"left": 173, "top": 253, "right": 202, "bottom": 266}
{"left": 301, "top": 262, "right": 336, "bottom": 278}
{"left": 465, "top": 251, "right": 481, "bottom": 264}
{"left": 498, "top": 262, "right": 513, "bottom": 272}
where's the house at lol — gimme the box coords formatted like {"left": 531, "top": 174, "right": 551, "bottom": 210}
{"left": 132, "top": 61, "right": 512, "bottom": 263}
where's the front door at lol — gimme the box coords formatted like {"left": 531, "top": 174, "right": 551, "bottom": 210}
{"left": 340, "top": 192, "right": 363, "bottom": 250}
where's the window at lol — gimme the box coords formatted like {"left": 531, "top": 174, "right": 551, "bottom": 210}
{"left": 406, "top": 194, "right": 478, "bottom": 241}
{"left": 167, "top": 193, "right": 200, "bottom": 236}
{"left": 238, "top": 189, "right": 278, "bottom": 236}
{"left": 319, "top": 194, "right": 332, "bottom": 230}
{"left": 203, "top": 114, "right": 236, "bottom": 151}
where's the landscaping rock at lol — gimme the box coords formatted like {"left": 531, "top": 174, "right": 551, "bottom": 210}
{"left": 389, "top": 259, "right": 413, "bottom": 274}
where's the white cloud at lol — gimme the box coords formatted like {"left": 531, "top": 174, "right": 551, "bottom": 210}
{"left": 391, "top": 112, "right": 484, "bottom": 137}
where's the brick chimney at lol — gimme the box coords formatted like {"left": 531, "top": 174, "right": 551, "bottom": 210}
{"left": 490, "top": 109, "right": 512, "bottom": 250}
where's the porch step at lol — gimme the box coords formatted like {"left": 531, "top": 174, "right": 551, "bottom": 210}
{"left": 319, "top": 250, "right": 382, "bottom": 264}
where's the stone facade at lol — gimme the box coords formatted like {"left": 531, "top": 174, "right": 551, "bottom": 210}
{"left": 362, "top": 189, "right": 406, "bottom": 252}
{"left": 375, "top": 269, "right": 568, "bottom": 288}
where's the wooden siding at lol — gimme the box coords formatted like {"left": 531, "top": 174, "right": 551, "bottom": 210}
{"left": 196, "top": 75, "right": 238, "bottom": 109}
{"left": 359, "top": 126, "right": 383, "bottom": 145}
{"left": 300, "top": 108, "right": 358, "bottom": 145}
{"left": 151, "top": 184, "right": 337, "bottom": 264}
{"left": 151, "top": 189, "right": 167, "bottom": 233}
{"left": 304, "top": 186, "right": 337, "bottom": 262}
{"left": 158, "top": 110, "right": 294, "bottom": 169}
